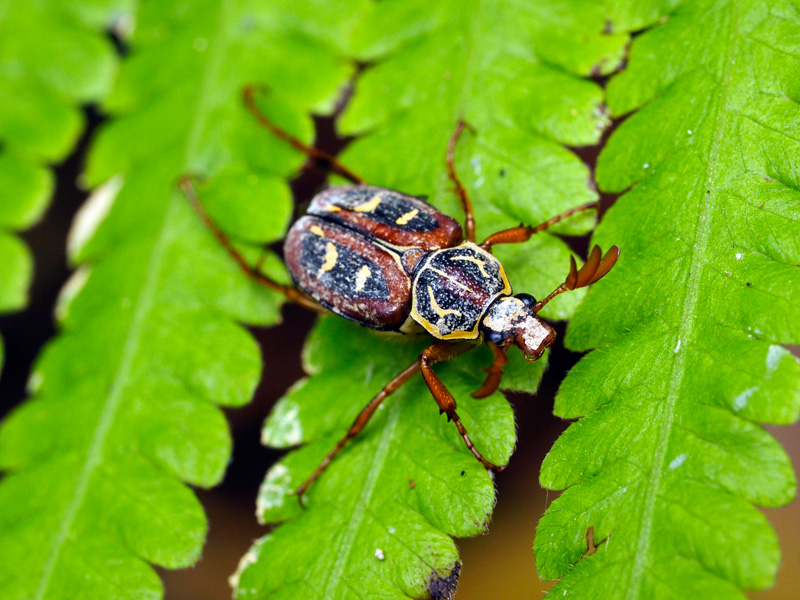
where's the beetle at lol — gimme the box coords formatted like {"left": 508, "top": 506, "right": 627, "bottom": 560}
{"left": 181, "top": 87, "right": 619, "bottom": 503}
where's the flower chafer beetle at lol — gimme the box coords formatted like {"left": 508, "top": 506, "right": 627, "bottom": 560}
{"left": 181, "top": 87, "right": 620, "bottom": 503}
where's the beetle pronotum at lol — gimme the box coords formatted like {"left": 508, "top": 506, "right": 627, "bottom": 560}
{"left": 181, "top": 87, "right": 619, "bottom": 503}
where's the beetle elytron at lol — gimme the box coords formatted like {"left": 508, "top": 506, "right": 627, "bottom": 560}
{"left": 181, "top": 87, "right": 619, "bottom": 502}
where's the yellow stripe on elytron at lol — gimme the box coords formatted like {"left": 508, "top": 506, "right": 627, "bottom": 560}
{"left": 355, "top": 266, "right": 371, "bottom": 291}
{"left": 497, "top": 263, "right": 512, "bottom": 295}
{"left": 395, "top": 208, "right": 419, "bottom": 225}
{"left": 427, "top": 286, "right": 462, "bottom": 319}
{"left": 428, "top": 267, "right": 475, "bottom": 293}
{"left": 410, "top": 294, "right": 479, "bottom": 340}
{"left": 326, "top": 205, "right": 342, "bottom": 212}
{"left": 353, "top": 194, "right": 382, "bottom": 212}
{"left": 452, "top": 255, "right": 489, "bottom": 277}
{"left": 413, "top": 308, "right": 479, "bottom": 340}
{"left": 310, "top": 225, "right": 325, "bottom": 237}
{"left": 317, "top": 242, "right": 338, "bottom": 278}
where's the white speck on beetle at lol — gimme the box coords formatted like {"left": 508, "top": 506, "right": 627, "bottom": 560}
{"left": 643, "top": 163, "right": 649, "bottom": 169}
{"left": 673, "top": 339, "right": 681, "bottom": 354}
{"left": 733, "top": 386, "right": 759, "bottom": 411}
{"left": 375, "top": 548, "right": 385, "bottom": 560}
{"left": 388, "top": 526, "right": 396, "bottom": 535}
{"left": 735, "top": 252, "right": 743, "bottom": 260}
{"left": 687, "top": 130, "right": 692, "bottom": 134}
{"left": 668, "top": 453, "right": 688, "bottom": 470}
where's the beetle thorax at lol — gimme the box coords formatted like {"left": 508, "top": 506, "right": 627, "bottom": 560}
{"left": 409, "top": 242, "right": 511, "bottom": 340}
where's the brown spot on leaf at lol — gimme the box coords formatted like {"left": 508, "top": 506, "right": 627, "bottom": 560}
{"left": 585, "top": 526, "right": 597, "bottom": 557}
{"left": 428, "top": 563, "right": 460, "bottom": 600}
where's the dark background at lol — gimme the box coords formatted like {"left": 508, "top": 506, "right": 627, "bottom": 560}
{"left": 1, "top": 111, "right": 798, "bottom": 599}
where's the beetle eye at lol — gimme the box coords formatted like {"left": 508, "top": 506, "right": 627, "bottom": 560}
{"left": 515, "top": 293, "right": 536, "bottom": 307}
{"left": 486, "top": 329, "right": 506, "bottom": 344}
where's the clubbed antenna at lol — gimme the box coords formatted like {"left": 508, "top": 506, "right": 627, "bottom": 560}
{"left": 534, "top": 245, "right": 620, "bottom": 313}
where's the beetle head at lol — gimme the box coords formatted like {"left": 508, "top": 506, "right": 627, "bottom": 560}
{"left": 480, "top": 294, "right": 555, "bottom": 360}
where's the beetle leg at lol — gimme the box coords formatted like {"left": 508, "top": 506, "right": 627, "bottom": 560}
{"left": 479, "top": 202, "right": 599, "bottom": 251}
{"left": 179, "top": 175, "right": 327, "bottom": 314}
{"left": 533, "top": 245, "right": 621, "bottom": 313}
{"left": 446, "top": 120, "right": 477, "bottom": 242}
{"left": 295, "top": 360, "right": 421, "bottom": 505}
{"left": 243, "top": 86, "right": 365, "bottom": 185}
{"left": 420, "top": 341, "right": 503, "bottom": 472}
{"left": 471, "top": 341, "right": 508, "bottom": 399}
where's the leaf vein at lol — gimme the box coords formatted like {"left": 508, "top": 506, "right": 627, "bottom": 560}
{"left": 625, "top": 2, "right": 742, "bottom": 597}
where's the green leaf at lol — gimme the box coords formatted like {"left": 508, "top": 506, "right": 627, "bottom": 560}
{"left": 235, "top": 1, "right": 628, "bottom": 597}
{"left": 236, "top": 318, "right": 516, "bottom": 598}
{"left": 0, "top": 1, "right": 363, "bottom": 598}
{"left": 536, "top": 1, "right": 800, "bottom": 597}
{"left": 0, "top": 1, "right": 123, "bottom": 351}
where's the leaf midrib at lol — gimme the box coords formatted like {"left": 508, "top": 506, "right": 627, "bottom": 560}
{"left": 34, "top": 199, "right": 178, "bottom": 599}
{"left": 322, "top": 398, "right": 404, "bottom": 598}
{"left": 624, "top": 1, "right": 741, "bottom": 597}
{"left": 33, "top": 1, "right": 236, "bottom": 595}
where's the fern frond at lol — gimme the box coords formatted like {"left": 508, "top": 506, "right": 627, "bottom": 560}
{"left": 0, "top": 1, "right": 362, "bottom": 597}
{"left": 537, "top": 1, "right": 800, "bottom": 596}
{"left": 0, "top": 1, "right": 123, "bottom": 366}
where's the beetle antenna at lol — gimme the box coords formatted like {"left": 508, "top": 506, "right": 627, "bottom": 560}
{"left": 534, "top": 245, "right": 620, "bottom": 312}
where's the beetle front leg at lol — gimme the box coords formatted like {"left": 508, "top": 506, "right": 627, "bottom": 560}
{"left": 419, "top": 341, "right": 504, "bottom": 472}
{"left": 471, "top": 341, "right": 508, "bottom": 399}
{"left": 179, "top": 176, "right": 327, "bottom": 314}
